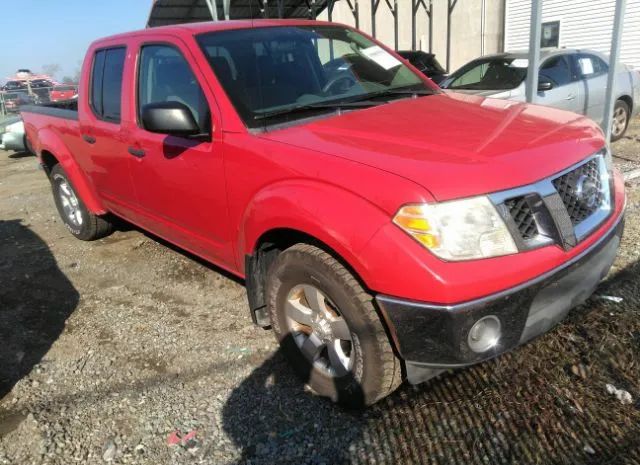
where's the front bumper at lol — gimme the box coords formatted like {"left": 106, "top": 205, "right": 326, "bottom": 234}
{"left": 376, "top": 213, "right": 624, "bottom": 384}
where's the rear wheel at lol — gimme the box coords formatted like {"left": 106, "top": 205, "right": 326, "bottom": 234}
{"left": 266, "top": 243, "right": 402, "bottom": 407}
{"left": 50, "top": 164, "right": 113, "bottom": 241}
{"left": 610, "top": 100, "right": 630, "bottom": 142}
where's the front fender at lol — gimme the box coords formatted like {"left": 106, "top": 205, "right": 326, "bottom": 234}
{"left": 239, "top": 180, "right": 393, "bottom": 287}
{"left": 36, "top": 127, "right": 106, "bottom": 214}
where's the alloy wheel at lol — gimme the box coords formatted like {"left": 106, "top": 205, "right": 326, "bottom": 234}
{"left": 58, "top": 180, "right": 83, "bottom": 227}
{"left": 284, "top": 284, "right": 353, "bottom": 377}
{"left": 611, "top": 106, "right": 628, "bottom": 138}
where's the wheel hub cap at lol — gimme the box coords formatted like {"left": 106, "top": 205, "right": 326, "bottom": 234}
{"left": 59, "top": 180, "right": 83, "bottom": 227}
{"left": 310, "top": 314, "right": 333, "bottom": 343}
{"left": 284, "top": 284, "right": 353, "bottom": 377}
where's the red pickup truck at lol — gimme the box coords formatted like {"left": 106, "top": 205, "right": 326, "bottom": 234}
{"left": 22, "top": 20, "right": 625, "bottom": 407}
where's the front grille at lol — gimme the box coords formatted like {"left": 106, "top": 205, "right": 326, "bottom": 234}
{"left": 491, "top": 153, "right": 612, "bottom": 252}
{"left": 505, "top": 197, "right": 538, "bottom": 240}
{"left": 552, "top": 158, "right": 604, "bottom": 225}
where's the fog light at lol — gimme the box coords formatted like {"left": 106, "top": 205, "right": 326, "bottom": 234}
{"left": 468, "top": 316, "right": 501, "bottom": 353}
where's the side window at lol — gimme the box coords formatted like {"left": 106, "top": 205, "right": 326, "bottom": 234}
{"left": 90, "top": 50, "right": 106, "bottom": 117}
{"left": 90, "top": 47, "right": 125, "bottom": 122}
{"left": 539, "top": 56, "right": 572, "bottom": 87}
{"left": 577, "top": 54, "right": 608, "bottom": 78}
{"left": 138, "top": 44, "right": 211, "bottom": 135}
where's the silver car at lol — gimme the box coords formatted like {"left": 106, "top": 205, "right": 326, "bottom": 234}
{"left": 440, "top": 49, "right": 640, "bottom": 141}
{"left": 0, "top": 116, "right": 29, "bottom": 153}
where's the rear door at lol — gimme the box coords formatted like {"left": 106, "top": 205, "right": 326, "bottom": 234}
{"left": 77, "top": 44, "right": 137, "bottom": 215}
{"left": 537, "top": 54, "right": 584, "bottom": 114}
{"left": 571, "top": 53, "right": 609, "bottom": 124}
{"left": 125, "top": 35, "right": 233, "bottom": 266}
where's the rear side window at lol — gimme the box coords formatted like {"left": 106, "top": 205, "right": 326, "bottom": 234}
{"left": 90, "top": 47, "right": 126, "bottom": 122}
{"left": 576, "top": 54, "right": 608, "bottom": 78}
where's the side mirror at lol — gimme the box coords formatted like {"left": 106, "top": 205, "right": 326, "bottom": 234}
{"left": 538, "top": 78, "right": 554, "bottom": 92}
{"left": 141, "top": 101, "right": 200, "bottom": 137}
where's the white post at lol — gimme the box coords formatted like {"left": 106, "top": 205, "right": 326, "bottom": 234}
{"left": 602, "top": 0, "right": 626, "bottom": 157}
{"left": 525, "top": 0, "right": 542, "bottom": 103}
{"left": 223, "top": 0, "right": 231, "bottom": 19}
{"left": 206, "top": 0, "right": 219, "bottom": 21}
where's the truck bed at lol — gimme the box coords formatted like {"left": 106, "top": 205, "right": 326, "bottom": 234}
{"left": 21, "top": 99, "right": 78, "bottom": 120}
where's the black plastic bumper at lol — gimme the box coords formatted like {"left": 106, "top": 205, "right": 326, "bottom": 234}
{"left": 376, "top": 215, "right": 624, "bottom": 384}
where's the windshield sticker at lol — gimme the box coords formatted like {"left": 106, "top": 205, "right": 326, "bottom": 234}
{"left": 361, "top": 46, "right": 402, "bottom": 70}
{"left": 510, "top": 59, "right": 529, "bottom": 68}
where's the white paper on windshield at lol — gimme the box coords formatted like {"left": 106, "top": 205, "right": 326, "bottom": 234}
{"left": 579, "top": 57, "right": 594, "bottom": 75}
{"left": 361, "top": 46, "right": 402, "bottom": 70}
{"left": 510, "top": 58, "right": 529, "bottom": 68}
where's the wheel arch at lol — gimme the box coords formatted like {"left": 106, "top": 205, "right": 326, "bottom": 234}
{"left": 240, "top": 181, "right": 393, "bottom": 328}
{"left": 618, "top": 95, "right": 633, "bottom": 113}
{"left": 35, "top": 129, "right": 106, "bottom": 215}
{"left": 245, "top": 226, "right": 376, "bottom": 327}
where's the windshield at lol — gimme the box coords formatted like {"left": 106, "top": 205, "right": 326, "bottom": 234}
{"left": 446, "top": 57, "right": 528, "bottom": 91}
{"left": 197, "top": 26, "right": 431, "bottom": 127}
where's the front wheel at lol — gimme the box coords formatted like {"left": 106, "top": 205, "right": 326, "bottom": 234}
{"left": 266, "top": 243, "right": 402, "bottom": 407}
{"left": 50, "top": 164, "right": 114, "bottom": 241}
{"left": 610, "top": 100, "right": 630, "bottom": 142}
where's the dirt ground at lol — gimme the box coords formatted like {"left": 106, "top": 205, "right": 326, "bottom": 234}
{"left": 1, "top": 118, "right": 640, "bottom": 465}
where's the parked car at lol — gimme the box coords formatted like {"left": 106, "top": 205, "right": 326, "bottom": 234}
{"left": 49, "top": 85, "right": 77, "bottom": 102}
{"left": 0, "top": 116, "right": 30, "bottom": 153}
{"left": 440, "top": 49, "right": 640, "bottom": 141}
{"left": 2, "top": 80, "right": 26, "bottom": 91}
{"left": 3, "top": 91, "right": 34, "bottom": 112}
{"left": 397, "top": 50, "right": 448, "bottom": 84}
{"left": 22, "top": 21, "right": 625, "bottom": 407}
{"left": 30, "top": 79, "right": 54, "bottom": 89}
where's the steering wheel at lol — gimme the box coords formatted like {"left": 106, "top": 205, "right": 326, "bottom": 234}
{"left": 322, "top": 74, "right": 357, "bottom": 95}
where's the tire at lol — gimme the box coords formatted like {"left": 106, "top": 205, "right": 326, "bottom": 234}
{"left": 266, "top": 243, "right": 402, "bottom": 407}
{"left": 610, "top": 100, "right": 630, "bottom": 142}
{"left": 50, "top": 164, "right": 113, "bottom": 241}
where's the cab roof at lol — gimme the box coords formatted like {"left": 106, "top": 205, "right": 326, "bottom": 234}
{"left": 92, "top": 19, "right": 337, "bottom": 45}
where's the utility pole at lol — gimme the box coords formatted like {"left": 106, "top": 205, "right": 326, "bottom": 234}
{"left": 525, "top": 0, "right": 542, "bottom": 103}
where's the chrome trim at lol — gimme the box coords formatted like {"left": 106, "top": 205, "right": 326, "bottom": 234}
{"left": 489, "top": 150, "right": 611, "bottom": 248}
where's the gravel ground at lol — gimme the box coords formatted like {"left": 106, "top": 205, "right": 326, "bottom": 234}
{"left": 1, "top": 118, "right": 640, "bottom": 465}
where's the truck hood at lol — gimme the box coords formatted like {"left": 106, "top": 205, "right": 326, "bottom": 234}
{"left": 261, "top": 92, "right": 604, "bottom": 201}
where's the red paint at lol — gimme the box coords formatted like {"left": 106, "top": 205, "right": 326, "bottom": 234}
{"left": 21, "top": 20, "right": 624, "bottom": 306}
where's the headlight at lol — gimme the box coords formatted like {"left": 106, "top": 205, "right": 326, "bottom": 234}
{"left": 393, "top": 196, "right": 518, "bottom": 261}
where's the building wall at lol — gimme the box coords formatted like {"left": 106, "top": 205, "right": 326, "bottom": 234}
{"left": 505, "top": 0, "right": 640, "bottom": 69}
{"left": 317, "top": 0, "right": 506, "bottom": 72}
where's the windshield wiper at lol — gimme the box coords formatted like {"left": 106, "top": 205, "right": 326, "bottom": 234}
{"left": 352, "top": 88, "right": 436, "bottom": 102}
{"left": 254, "top": 100, "right": 383, "bottom": 121}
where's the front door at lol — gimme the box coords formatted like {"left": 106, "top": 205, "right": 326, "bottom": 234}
{"left": 126, "top": 38, "right": 233, "bottom": 267}
{"left": 537, "top": 55, "right": 584, "bottom": 114}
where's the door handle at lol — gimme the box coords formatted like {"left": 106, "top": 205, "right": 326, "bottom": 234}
{"left": 82, "top": 134, "right": 96, "bottom": 144}
{"left": 128, "top": 147, "right": 146, "bottom": 158}
{"left": 565, "top": 94, "right": 576, "bottom": 101}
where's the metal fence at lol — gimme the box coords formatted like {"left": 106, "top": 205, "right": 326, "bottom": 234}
{"left": 0, "top": 82, "right": 78, "bottom": 118}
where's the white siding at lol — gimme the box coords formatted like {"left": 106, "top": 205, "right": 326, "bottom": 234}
{"left": 505, "top": 0, "right": 640, "bottom": 69}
